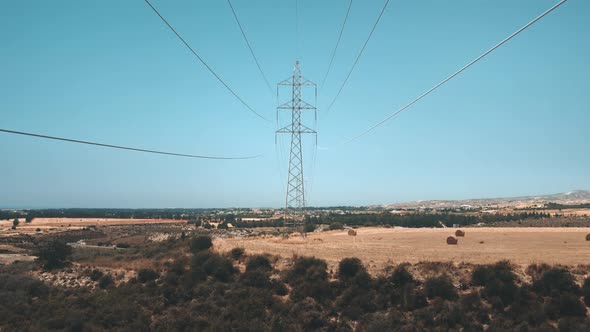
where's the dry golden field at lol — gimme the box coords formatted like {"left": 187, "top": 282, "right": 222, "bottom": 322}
{"left": 0, "top": 217, "right": 186, "bottom": 236}
{"left": 215, "top": 227, "right": 590, "bottom": 272}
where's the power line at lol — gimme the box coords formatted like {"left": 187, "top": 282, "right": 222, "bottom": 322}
{"left": 0, "top": 128, "right": 263, "bottom": 160}
{"left": 295, "top": 0, "right": 300, "bottom": 59}
{"left": 321, "top": 0, "right": 353, "bottom": 88}
{"left": 227, "top": 0, "right": 274, "bottom": 96}
{"left": 344, "top": 0, "right": 568, "bottom": 144}
{"left": 143, "top": 0, "right": 270, "bottom": 122}
{"left": 326, "top": 0, "right": 390, "bottom": 112}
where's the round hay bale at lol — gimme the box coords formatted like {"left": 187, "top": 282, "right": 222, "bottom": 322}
{"left": 455, "top": 230, "right": 465, "bottom": 237}
{"left": 586, "top": 233, "right": 590, "bottom": 241}
{"left": 446, "top": 236, "right": 458, "bottom": 245}
{"left": 348, "top": 229, "right": 357, "bottom": 236}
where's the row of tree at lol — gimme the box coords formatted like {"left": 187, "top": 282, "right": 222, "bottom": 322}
{"left": 307, "top": 211, "right": 554, "bottom": 228}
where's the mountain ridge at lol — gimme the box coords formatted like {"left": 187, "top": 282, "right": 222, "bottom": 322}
{"left": 384, "top": 190, "right": 590, "bottom": 209}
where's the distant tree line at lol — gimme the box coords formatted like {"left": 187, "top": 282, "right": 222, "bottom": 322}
{"left": 307, "top": 211, "right": 553, "bottom": 228}
{"left": 0, "top": 208, "right": 216, "bottom": 221}
{"left": 544, "top": 202, "right": 590, "bottom": 210}
{"left": 206, "top": 211, "right": 554, "bottom": 229}
{"left": 231, "top": 219, "right": 285, "bottom": 228}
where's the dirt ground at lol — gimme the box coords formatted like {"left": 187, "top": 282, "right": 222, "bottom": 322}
{"left": 215, "top": 227, "right": 590, "bottom": 272}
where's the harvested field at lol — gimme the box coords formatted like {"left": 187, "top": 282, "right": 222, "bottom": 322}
{"left": 540, "top": 208, "right": 590, "bottom": 216}
{"left": 215, "top": 227, "right": 590, "bottom": 273}
{"left": 0, "top": 218, "right": 186, "bottom": 236}
{"left": 0, "top": 254, "right": 35, "bottom": 265}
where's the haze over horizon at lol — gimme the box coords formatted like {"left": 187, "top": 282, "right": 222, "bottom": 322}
{"left": 1, "top": 0, "right": 588, "bottom": 208}
{"left": 2, "top": 189, "right": 589, "bottom": 210}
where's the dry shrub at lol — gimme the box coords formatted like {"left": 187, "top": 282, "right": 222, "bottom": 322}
{"left": 525, "top": 263, "right": 552, "bottom": 281}
{"left": 246, "top": 255, "right": 272, "bottom": 273}
{"left": 229, "top": 247, "right": 245, "bottom": 261}
{"left": 338, "top": 257, "right": 366, "bottom": 281}
{"left": 416, "top": 261, "right": 455, "bottom": 275}
{"left": 582, "top": 277, "right": 590, "bottom": 307}
{"left": 533, "top": 267, "right": 580, "bottom": 297}
{"left": 424, "top": 274, "right": 458, "bottom": 301}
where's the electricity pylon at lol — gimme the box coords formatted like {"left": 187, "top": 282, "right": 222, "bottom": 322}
{"left": 276, "top": 61, "right": 317, "bottom": 227}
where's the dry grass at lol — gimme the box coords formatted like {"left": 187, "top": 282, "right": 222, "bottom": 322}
{"left": 0, "top": 254, "right": 36, "bottom": 265}
{"left": 0, "top": 218, "right": 186, "bottom": 236}
{"left": 215, "top": 227, "right": 590, "bottom": 273}
{"left": 541, "top": 208, "right": 590, "bottom": 216}
{"left": 76, "top": 256, "right": 156, "bottom": 271}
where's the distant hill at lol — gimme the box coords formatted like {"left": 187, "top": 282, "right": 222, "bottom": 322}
{"left": 384, "top": 190, "right": 590, "bottom": 209}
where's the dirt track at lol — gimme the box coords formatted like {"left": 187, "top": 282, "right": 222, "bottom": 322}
{"left": 215, "top": 227, "right": 590, "bottom": 271}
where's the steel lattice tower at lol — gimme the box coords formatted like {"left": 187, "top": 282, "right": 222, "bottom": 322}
{"left": 276, "top": 61, "right": 317, "bottom": 225}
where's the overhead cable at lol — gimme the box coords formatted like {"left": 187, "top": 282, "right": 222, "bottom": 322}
{"left": 144, "top": 0, "right": 270, "bottom": 122}
{"left": 344, "top": 0, "right": 568, "bottom": 144}
{"left": 321, "top": 0, "right": 353, "bottom": 88}
{"left": 295, "top": 0, "right": 300, "bottom": 59}
{"left": 0, "top": 128, "right": 263, "bottom": 160}
{"left": 326, "top": 0, "right": 390, "bottom": 112}
{"left": 227, "top": 0, "right": 274, "bottom": 96}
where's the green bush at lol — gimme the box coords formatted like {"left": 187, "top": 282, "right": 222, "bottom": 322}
{"left": 471, "top": 261, "right": 518, "bottom": 306}
{"left": 558, "top": 317, "right": 590, "bottom": 332}
{"left": 304, "top": 223, "right": 316, "bottom": 233}
{"left": 424, "top": 274, "right": 458, "bottom": 301}
{"left": 533, "top": 267, "right": 579, "bottom": 297}
{"left": 460, "top": 291, "right": 486, "bottom": 321}
{"left": 98, "top": 274, "right": 114, "bottom": 289}
{"left": 191, "top": 251, "right": 235, "bottom": 282}
{"left": 246, "top": 255, "right": 272, "bottom": 273}
{"left": 36, "top": 240, "right": 72, "bottom": 269}
{"left": 559, "top": 293, "right": 587, "bottom": 317}
{"left": 288, "top": 298, "right": 328, "bottom": 330}
{"left": 89, "top": 269, "right": 104, "bottom": 281}
{"left": 329, "top": 222, "right": 344, "bottom": 230}
{"left": 190, "top": 236, "right": 213, "bottom": 253}
{"left": 116, "top": 243, "right": 130, "bottom": 249}
{"left": 544, "top": 297, "right": 561, "bottom": 321}
{"left": 229, "top": 247, "right": 245, "bottom": 261}
{"left": 137, "top": 269, "right": 159, "bottom": 283}
{"left": 581, "top": 277, "right": 590, "bottom": 307}
{"left": 338, "top": 257, "right": 366, "bottom": 281}
{"left": 285, "top": 256, "right": 332, "bottom": 302}
{"left": 506, "top": 285, "right": 546, "bottom": 325}
{"left": 389, "top": 264, "right": 414, "bottom": 286}
{"left": 272, "top": 279, "right": 289, "bottom": 296}
{"left": 241, "top": 270, "right": 271, "bottom": 289}
{"left": 286, "top": 257, "right": 328, "bottom": 282}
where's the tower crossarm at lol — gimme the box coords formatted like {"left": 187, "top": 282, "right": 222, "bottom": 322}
{"left": 277, "top": 100, "right": 316, "bottom": 110}
{"left": 276, "top": 124, "right": 317, "bottom": 134}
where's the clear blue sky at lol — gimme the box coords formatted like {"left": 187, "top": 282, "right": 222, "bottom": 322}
{"left": 1, "top": 0, "right": 588, "bottom": 208}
